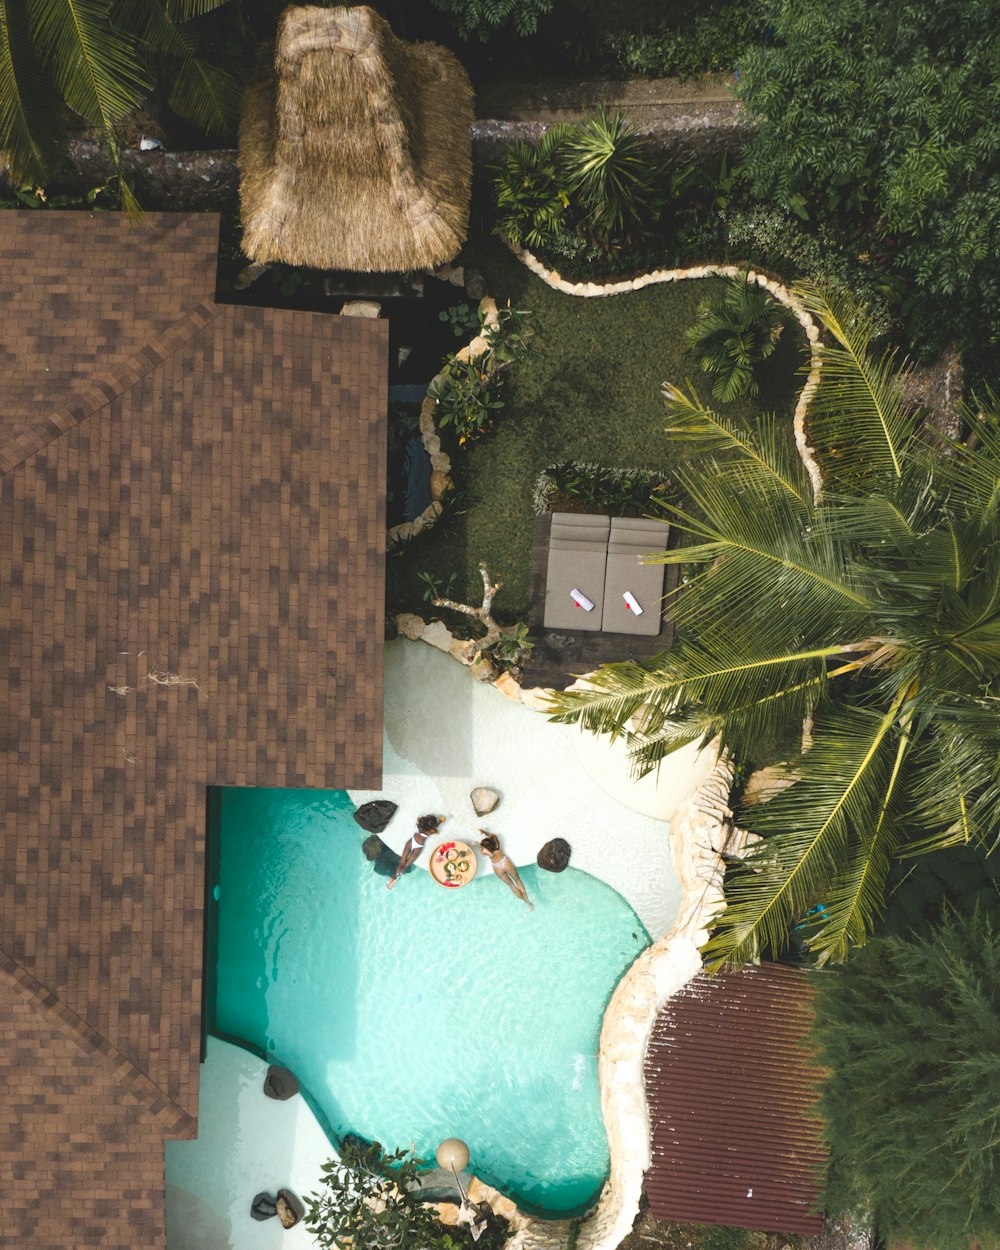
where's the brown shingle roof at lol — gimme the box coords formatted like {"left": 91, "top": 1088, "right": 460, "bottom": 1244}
{"left": 0, "top": 211, "right": 388, "bottom": 1247}
{"left": 644, "top": 963, "right": 826, "bottom": 1235}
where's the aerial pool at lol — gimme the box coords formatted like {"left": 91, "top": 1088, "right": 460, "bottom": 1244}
{"left": 213, "top": 784, "right": 651, "bottom": 1215}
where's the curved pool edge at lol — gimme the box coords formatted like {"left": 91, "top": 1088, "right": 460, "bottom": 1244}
{"left": 498, "top": 755, "right": 739, "bottom": 1250}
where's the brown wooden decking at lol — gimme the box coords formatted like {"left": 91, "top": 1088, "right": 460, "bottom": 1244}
{"left": 521, "top": 511, "right": 680, "bottom": 691}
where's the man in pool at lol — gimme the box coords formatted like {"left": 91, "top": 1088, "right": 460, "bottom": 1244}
{"left": 478, "top": 831, "right": 534, "bottom": 910}
{"left": 386, "top": 814, "right": 444, "bottom": 890}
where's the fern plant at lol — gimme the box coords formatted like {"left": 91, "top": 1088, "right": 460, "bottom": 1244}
{"left": 684, "top": 275, "right": 788, "bottom": 402}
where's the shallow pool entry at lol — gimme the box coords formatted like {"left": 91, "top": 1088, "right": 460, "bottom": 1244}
{"left": 213, "top": 785, "right": 650, "bottom": 1215}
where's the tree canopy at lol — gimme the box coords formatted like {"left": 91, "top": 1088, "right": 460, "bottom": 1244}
{"left": 734, "top": 0, "right": 1000, "bottom": 357}
{"left": 812, "top": 906, "right": 1000, "bottom": 1250}
{"left": 548, "top": 285, "right": 1000, "bottom": 968}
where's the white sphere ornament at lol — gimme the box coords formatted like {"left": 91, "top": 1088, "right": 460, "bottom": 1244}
{"left": 436, "top": 1138, "right": 470, "bottom": 1172}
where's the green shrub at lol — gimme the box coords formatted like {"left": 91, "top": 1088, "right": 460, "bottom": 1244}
{"left": 493, "top": 109, "right": 668, "bottom": 251}
{"left": 604, "top": 1, "right": 768, "bottom": 79}
{"left": 532, "top": 460, "right": 672, "bottom": 514}
{"left": 684, "top": 275, "right": 787, "bottom": 401}
{"left": 307, "top": 1140, "right": 509, "bottom": 1250}
{"left": 429, "top": 0, "right": 552, "bottom": 40}
{"left": 427, "top": 303, "right": 537, "bottom": 445}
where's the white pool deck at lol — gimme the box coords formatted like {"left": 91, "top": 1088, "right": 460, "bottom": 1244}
{"left": 350, "top": 639, "right": 713, "bottom": 939}
{"left": 167, "top": 637, "right": 718, "bottom": 1249}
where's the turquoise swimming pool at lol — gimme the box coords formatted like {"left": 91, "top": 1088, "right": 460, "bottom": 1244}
{"left": 212, "top": 786, "right": 650, "bottom": 1215}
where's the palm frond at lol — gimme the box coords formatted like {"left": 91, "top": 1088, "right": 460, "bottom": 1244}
{"left": 117, "top": 0, "right": 238, "bottom": 136}
{"left": 795, "top": 282, "right": 919, "bottom": 484}
{"left": 0, "top": 0, "right": 64, "bottom": 181}
{"left": 546, "top": 638, "right": 848, "bottom": 773}
{"left": 658, "top": 476, "right": 874, "bottom": 640}
{"left": 26, "top": 0, "right": 149, "bottom": 137}
{"left": 704, "top": 696, "right": 908, "bottom": 968}
{"left": 662, "top": 382, "right": 813, "bottom": 508}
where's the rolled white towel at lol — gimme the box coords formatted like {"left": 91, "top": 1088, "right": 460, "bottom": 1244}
{"left": 570, "top": 587, "right": 595, "bottom": 611}
{"left": 623, "top": 591, "right": 644, "bottom": 615}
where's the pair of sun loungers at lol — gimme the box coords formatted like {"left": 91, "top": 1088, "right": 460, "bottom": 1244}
{"left": 542, "top": 512, "right": 668, "bottom": 636}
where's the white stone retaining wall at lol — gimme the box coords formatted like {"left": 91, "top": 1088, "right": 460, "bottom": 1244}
{"left": 393, "top": 614, "right": 743, "bottom": 1250}
{"left": 387, "top": 298, "right": 501, "bottom": 549}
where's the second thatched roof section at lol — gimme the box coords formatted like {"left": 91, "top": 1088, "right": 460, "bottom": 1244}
{"left": 239, "top": 4, "right": 474, "bottom": 273}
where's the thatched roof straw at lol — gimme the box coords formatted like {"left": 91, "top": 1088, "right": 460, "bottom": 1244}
{"left": 239, "top": 5, "right": 474, "bottom": 272}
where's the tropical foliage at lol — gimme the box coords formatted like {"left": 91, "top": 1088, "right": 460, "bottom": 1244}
{"left": 734, "top": 0, "right": 1000, "bottom": 359}
{"left": 306, "top": 1140, "right": 508, "bottom": 1250}
{"left": 532, "top": 460, "right": 671, "bottom": 516}
{"left": 0, "top": 0, "right": 239, "bottom": 203}
{"left": 547, "top": 285, "right": 1000, "bottom": 968}
{"left": 812, "top": 906, "right": 1000, "bottom": 1250}
{"left": 684, "top": 275, "right": 788, "bottom": 402}
{"left": 429, "top": 0, "right": 552, "bottom": 41}
{"left": 493, "top": 108, "right": 674, "bottom": 252}
{"left": 427, "top": 302, "right": 537, "bottom": 446}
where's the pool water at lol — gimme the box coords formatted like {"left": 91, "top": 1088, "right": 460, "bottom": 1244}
{"left": 213, "top": 786, "right": 650, "bottom": 1215}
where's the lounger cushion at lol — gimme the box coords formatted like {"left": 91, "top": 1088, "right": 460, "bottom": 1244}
{"left": 601, "top": 517, "right": 668, "bottom": 635}
{"left": 543, "top": 513, "right": 610, "bottom": 631}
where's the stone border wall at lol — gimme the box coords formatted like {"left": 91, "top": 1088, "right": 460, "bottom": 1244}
{"left": 391, "top": 617, "right": 744, "bottom": 1250}
{"left": 511, "top": 247, "right": 825, "bottom": 499}
{"left": 388, "top": 297, "right": 501, "bottom": 550}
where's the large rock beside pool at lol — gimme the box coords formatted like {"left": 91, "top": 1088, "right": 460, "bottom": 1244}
{"left": 251, "top": 1193, "right": 277, "bottom": 1221}
{"left": 276, "top": 1190, "right": 305, "bottom": 1229}
{"left": 470, "top": 786, "right": 500, "bottom": 816}
{"left": 263, "top": 1065, "right": 299, "bottom": 1101}
{"left": 537, "top": 838, "right": 571, "bottom": 873}
{"left": 353, "top": 799, "right": 398, "bottom": 833}
{"left": 362, "top": 834, "right": 404, "bottom": 878}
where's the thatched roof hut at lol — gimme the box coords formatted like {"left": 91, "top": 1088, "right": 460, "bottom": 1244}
{"left": 239, "top": 5, "right": 474, "bottom": 272}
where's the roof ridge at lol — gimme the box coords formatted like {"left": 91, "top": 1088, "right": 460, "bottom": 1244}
{"left": 0, "top": 297, "right": 224, "bottom": 476}
{"left": 0, "top": 949, "right": 196, "bottom": 1137}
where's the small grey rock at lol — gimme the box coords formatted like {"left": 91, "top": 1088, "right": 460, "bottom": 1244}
{"left": 537, "top": 838, "right": 571, "bottom": 873}
{"left": 465, "top": 268, "right": 487, "bottom": 300}
{"left": 470, "top": 786, "right": 500, "bottom": 816}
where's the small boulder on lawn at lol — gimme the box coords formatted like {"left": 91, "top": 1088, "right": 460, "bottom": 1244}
{"left": 470, "top": 787, "right": 500, "bottom": 816}
{"left": 353, "top": 799, "right": 398, "bottom": 833}
{"left": 537, "top": 838, "right": 571, "bottom": 873}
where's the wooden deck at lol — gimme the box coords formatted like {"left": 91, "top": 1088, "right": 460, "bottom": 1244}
{"left": 521, "top": 512, "right": 680, "bottom": 691}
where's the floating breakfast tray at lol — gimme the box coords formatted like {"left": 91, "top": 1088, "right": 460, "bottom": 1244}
{"left": 429, "top": 840, "right": 477, "bottom": 889}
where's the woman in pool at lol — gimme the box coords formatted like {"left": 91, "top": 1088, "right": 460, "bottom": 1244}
{"left": 386, "top": 814, "right": 444, "bottom": 890}
{"left": 478, "top": 831, "right": 534, "bottom": 911}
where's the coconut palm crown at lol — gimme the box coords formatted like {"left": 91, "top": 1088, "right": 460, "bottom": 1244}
{"left": 548, "top": 286, "right": 1000, "bottom": 969}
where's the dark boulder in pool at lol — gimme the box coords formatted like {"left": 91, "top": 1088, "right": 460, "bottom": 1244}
{"left": 537, "top": 838, "right": 571, "bottom": 873}
{"left": 362, "top": 834, "right": 404, "bottom": 878}
{"left": 354, "top": 799, "right": 398, "bottom": 833}
{"left": 263, "top": 1064, "right": 299, "bottom": 1101}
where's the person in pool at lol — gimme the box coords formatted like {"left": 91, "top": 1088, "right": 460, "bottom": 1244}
{"left": 478, "top": 831, "right": 534, "bottom": 910}
{"left": 386, "top": 814, "right": 444, "bottom": 890}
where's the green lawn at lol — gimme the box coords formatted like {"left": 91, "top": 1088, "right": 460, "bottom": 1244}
{"left": 388, "top": 241, "right": 807, "bottom": 621}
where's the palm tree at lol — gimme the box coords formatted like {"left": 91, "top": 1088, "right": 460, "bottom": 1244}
{"left": 0, "top": 0, "right": 239, "bottom": 207}
{"left": 548, "top": 286, "right": 1000, "bottom": 968}
{"left": 684, "top": 274, "right": 788, "bottom": 403}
